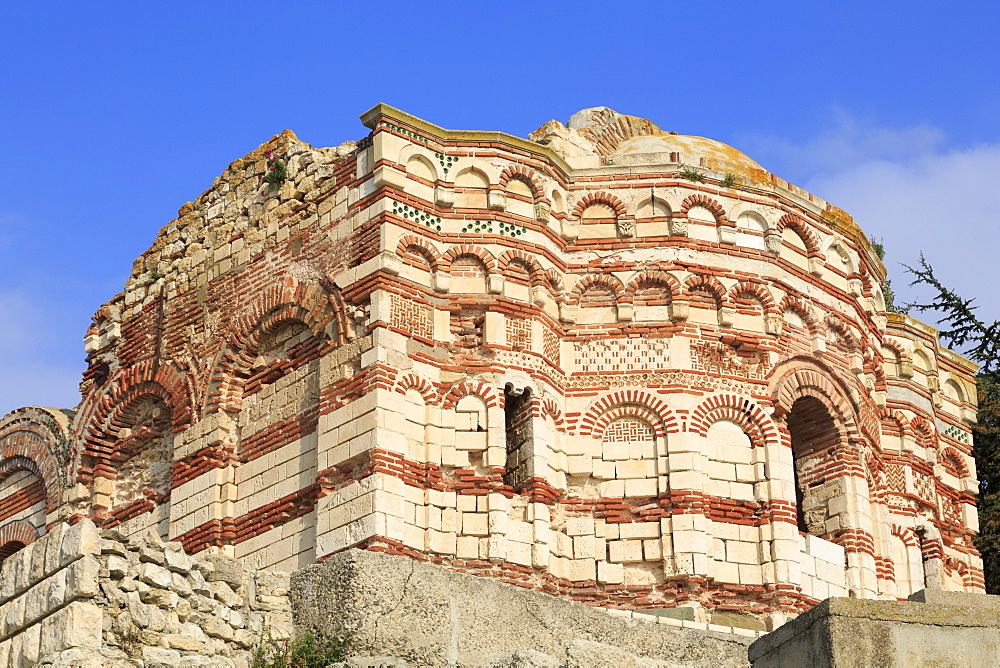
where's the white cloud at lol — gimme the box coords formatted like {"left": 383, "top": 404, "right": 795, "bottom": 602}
{"left": 742, "top": 115, "right": 1000, "bottom": 349}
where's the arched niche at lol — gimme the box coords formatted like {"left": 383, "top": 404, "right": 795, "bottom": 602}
{"left": 577, "top": 202, "right": 618, "bottom": 240}
{"left": 780, "top": 227, "right": 811, "bottom": 272}
{"left": 406, "top": 154, "right": 437, "bottom": 182}
{"left": 454, "top": 167, "right": 490, "bottom": 209}
{"left": 505, "top": 178, "right": 535, "bottom": 218}
{"left": 687, "top": 205, "right": 719, "bottom": 243}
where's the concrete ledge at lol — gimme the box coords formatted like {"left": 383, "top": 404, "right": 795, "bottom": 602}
{"left": 749, "top": 591, "right": 1000, "bottom": 667}
{"left": 291, "top": 548, "right": 753, "bottom": 667}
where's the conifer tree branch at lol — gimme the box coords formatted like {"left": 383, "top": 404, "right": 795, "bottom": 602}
{"left": 904, "top": 253, "right": 1000, "bottom": 372}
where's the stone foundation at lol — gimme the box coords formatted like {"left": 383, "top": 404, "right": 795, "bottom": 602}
{"left": 292, "top": 547, "right": 757, "bottom": 667}
{"left": 0, "top": 520, "right": 292, "bottom": 667}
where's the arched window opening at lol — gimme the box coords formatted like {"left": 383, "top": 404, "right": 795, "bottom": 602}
{"left": 504, "top": 385, "right": 534, "bottom": 489}
{"left": 787, "top": 396, "right": 839, "bottom": 536}
{"left": 0, "top": 540, "right": 27, "bottom": 566}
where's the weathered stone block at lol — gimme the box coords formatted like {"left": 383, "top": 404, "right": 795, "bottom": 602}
{"left": 38, "top": 601, "right": 102, "bottom": 656}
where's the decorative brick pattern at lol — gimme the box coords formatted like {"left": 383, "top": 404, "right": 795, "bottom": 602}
{"left": 573, "top": 338, "right": 670, "bottom": 374}
{"left": 506, "top": 317, "right": 531, "bottom": 351}
{"left": 391, "top": 293, "right": 433, "bottom": 340}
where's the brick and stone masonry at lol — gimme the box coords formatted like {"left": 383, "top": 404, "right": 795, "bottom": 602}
{"left": 0, "top": 104, "right": 983, "bottom": 630}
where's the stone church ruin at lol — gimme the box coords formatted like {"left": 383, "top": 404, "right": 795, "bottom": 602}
{"left": 0, "top": 104, "right": 985, "bottom": 663}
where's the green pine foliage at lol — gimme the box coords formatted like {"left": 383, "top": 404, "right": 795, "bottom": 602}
{"left": 905, "top": 255, "right": 1000, "bottom": 592}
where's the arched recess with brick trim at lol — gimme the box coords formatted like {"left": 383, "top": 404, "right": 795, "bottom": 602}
{"left": 0, "top": 406, "right": 71, "bottom": 520}
{"left": 396, "top": 234, "right": 441, "bottom": 274}
{"left": 888, "top": 524, "right": 924, "bottom": 598}
{"left": 0, "top": 519, "right": 40, "bottom": 566}
{"left": 577, "top": 390, "right": 679, "bottom": 439}
{"left": 85, "top": 385, "right": 176, "bottom": 541}
{"left": 767, "top": 357, "right": 878, "bottom": 597}
{"left": 208, "top": 278, "right": 348, "bottom": 415}
{"left": 0, "top": 456, "right": 49, "bottom": 541}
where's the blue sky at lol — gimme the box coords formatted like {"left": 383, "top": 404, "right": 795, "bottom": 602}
{"left": 3, "top": 1, "right": 1000, "bottom": 416}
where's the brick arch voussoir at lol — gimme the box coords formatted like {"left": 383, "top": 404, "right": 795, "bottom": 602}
{"left": 571, "top": 273, "right": 625, "bottom": 305}
{"left": 442, "top": 381, "right": 499, "bottom": 409}
{"left": 877, "top": 407, "right": 915, "bottom": 443}
{"left": 211, "top": 291, "right": 344, "bottom": 414}
{"left": 499, "top": 166, "right": 543, "bottom": 200}
{"left": 497, "top": 250, "right": 545, "bottom": 286}
{"left": 880, "top": 338, "right": 909, "bottom": 364}
{"left": 623, "top": 271, "right": 682, "bottom": 304}
{"left": 944, "top": 556, "right": 975, "bottom": 588}
{"left": 768, "top": 360, "right": 860, "bottom": 436}
{"left": 102, "top": 368, "right": 186, "bottom": 430}
{"left": 396, "top": 235, "right": 441, "bottom": 271}
{"left": 938, "top": 446, "right": 969, "bottom": 477}
{"left": 778, "top": 295, "right": 821, "bottom": 335}
{"left": 680, "top": 193, "right": 730, "bottom": 225}
{"left": 544, "top": 269, "right": 566, "bottom": 301}
{"left": 592, "top": 405, "right": 667, "bottom": 441}
{"left": 578, "top": 390, "right": 679, "bottom": 438}
{"left": 572, "top": 192, "right": 627, "bottom": 219}
{"left": 1, "top": 408, "right": 72, "bottom": 508}
{"left": 0, "top": 453, "right": 54, "bottom": 514}
{"left": 439, "top": 245, "right": 497, "bottom": 274}
{"left": 540, "top": 397, "right": 563, "bottom": 426}
{"left": 689, "top": 394, "right": 779, "bottom": 448}
{"left": 682, "top": 274, "right": 729, "bottom": 309}
{"left": 776, "top": 214, "right": 821, "bottom": 257}
{"left": 394, "top": 373, "right": 440, "bottom": 406}
{"left": 890, "top": 524, "right": 919, "bottom": 548}
{"left": 729, "top": 282, "right": 778, "bottom": 315}
{"left": 0, "top": 520, "right": 40, "bottom": 554}
{"left": 910, "top": 415, "right": 936, "bottom": 447}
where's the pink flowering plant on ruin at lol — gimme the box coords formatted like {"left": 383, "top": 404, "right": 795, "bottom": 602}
{"left": 261, "top": 148, "right": 287, "bottom": 195}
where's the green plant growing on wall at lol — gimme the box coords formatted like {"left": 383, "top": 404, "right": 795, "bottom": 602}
{"left": 252, "top": 628, "right": 349, "bottom": 668}
{"left": 720, "top": 173, "right": 738, "bottom": 188}
{"left": 869, "top": 237, "right": 903, "bottom": 314}
{"left": 262, "top": 148, "right": 288, "bottom": 195}
{"left": 679, "top": 167, "right": 705, "bottom": 182}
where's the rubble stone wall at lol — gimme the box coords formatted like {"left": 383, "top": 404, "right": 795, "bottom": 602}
{"left": 0, "top": 520, "right": 291, "bottom": 667}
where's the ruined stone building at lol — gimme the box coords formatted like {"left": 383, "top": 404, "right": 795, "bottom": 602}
{"left": 0, "top": 104, "right": 984, "bottom": 626}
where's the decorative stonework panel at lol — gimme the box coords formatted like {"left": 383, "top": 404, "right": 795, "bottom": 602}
{"left": 573, "top": 338, "right": 669, "bottom": 374}
{"left": 690, "top": 340, "right": 769, "bottom": 380}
